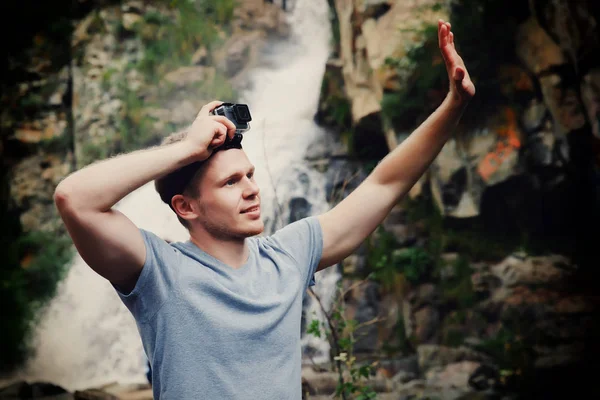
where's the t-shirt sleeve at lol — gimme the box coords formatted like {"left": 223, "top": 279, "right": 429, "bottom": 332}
{"left": 112, "top": 228, "right": 180, "bottom": 323}
{"left": 268, "top": 216, "right": 323, "bottom": 289}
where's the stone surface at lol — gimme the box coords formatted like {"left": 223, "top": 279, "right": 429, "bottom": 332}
{"left": 417, "top": 345, "right": 491, "bottom": 372}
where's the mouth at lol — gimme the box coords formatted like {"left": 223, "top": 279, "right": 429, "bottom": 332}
{"left": 241, "top": 205, "right": 260, "bottom": 214}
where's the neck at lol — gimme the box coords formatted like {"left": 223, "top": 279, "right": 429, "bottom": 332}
{"left": 188, "top": 227, "right": 249, "bottom": 269}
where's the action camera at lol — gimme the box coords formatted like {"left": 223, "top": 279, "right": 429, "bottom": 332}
{"left": 210, "top": 103, "right": 252, "bottom": 134}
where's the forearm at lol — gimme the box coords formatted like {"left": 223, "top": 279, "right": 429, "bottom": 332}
{"left": 368, "top": 95, "right": 466, "bottom": 197}
{"left": 55, "top": 141, "right": 200, "bottom": 213}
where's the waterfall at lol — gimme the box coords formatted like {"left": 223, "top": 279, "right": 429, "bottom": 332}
{"left": 6, "top": 0, "right": 339, "bottom": 390}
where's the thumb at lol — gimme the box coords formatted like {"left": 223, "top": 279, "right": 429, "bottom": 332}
{"left": 453, "top": 67, "right": 465, "bottom": 82}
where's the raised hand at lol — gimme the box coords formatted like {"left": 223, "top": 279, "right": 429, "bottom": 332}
{"left": 438, "top": 19, "right": 475, "bottom": 105}
{"left": 186, "top": 100, "right": 237, "bottom": 161}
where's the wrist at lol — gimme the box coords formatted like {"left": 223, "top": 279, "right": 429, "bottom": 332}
{"left": 444, "top": 92, "right": 469, "bottom": 113}
{"left": 173, "top": 141, "right": 209, "bottom": 166}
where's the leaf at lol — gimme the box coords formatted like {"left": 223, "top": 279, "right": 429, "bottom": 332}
{"left": 307, "top": 319, "right": 321, "bottom": 338}
{"left": 358, "top": 365, "right": 372, "bottom": 378}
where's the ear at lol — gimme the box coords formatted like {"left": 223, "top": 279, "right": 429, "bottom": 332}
{"left": 171, "top": 194, "right": 200, "bottom": 222}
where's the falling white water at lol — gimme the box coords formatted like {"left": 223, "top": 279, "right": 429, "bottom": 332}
{"left": 4, "top": 0, "right": 338, "bottom": 390}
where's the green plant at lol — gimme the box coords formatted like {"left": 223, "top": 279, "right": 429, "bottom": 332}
{"left": 135, "top": 0, "right": 235, "bottom": 80}
{"left": 367, "top": 226, "right": 433, "bottom": 287}
{"left": 381, "top": 22, "right": 445, "bottom": 133}
{"left": 367, "top": 226, "right": 401, "bottom": 287}
{"left": 307, "top": 281, "right": 380, "bottom": 399}
{"left": 0, "top": 211, "right": 74, "bottom": 372}
{"left": 394, "top": 247, "right": 433, "bottom": 284}
{"left": 474, "top": 324, "right": 535, "bottom": 389}
{"left": 438, "top": 256, "right": 477, "bottom": 308}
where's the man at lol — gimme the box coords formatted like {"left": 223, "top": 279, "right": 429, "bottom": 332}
{"left": 54, "top": 20, "right": 474, "bottom": 399}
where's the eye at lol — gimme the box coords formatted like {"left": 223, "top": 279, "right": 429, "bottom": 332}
{"left": 247, "top": 172, "right": 254, "bottom": 179}
{"left": 225, "top": 179, "right": 235, "bottom": 186}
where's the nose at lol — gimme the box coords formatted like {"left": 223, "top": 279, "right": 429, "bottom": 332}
{"left": 243, "top": 177, "right": 260, "bottom": 198}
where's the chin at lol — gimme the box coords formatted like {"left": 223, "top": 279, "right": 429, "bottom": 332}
{"left": 245, "top": 221, "right": 265, "bottom": 237}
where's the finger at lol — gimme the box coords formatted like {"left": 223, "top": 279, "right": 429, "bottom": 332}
{"left": 462, "top": 79, "right": 471, "bottom": 93}
{"left": 198, "top": 100, "right": 224, "bottom": 117}
{"left": 211, "top": 115, "right": 237, "bottom": 138}
{"left": 214, "top": 122, "right": 227, "bottom": 138}
{"left": 210, "top": 136, "right": 225, "bottom": 148}
{"left": 439, "top": 21, "right": 449, "bottom": 50}
{"left": 454, "top": 67, "right": 465, "bottom": 82}
{"left": 449, "top": 31, "right": 454, "bottom": 46}
{"left": 438, "top": 19, "right": 444, "bottom": 47}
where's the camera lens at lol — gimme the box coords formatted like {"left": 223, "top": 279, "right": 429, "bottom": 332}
{"left": 234, "top": 104, "right": 251, "bottom": 122}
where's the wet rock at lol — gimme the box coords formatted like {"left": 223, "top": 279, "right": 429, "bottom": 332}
{"left": 425, "top": 360, "right": 481, "bottom": 389}
{"left": 515, "top": 17, "right": 565, "bottom": 76}
{"left": 164, "top": 66, "right": 216, "bottom": 87}
{"left": 380, "top": 354, "right": 419, "bottom": 379}
{"left": 341, "top": 254, "right": 364, "bottom": 275}
{"left": 288, "top": 197, "right": 312, "bottom": 223}
{"left": 430, "top": 139, "right": 478, "bottom": 218}
{"left": 408, "top": 283, "right": 440, "bottom": 310}
{"left": 490, "top": 253, "right": 576, "bottom": 289}
{"left": 220, "top": 32, "right": 262, "bottom": 78}
{"left": 301, "top": 367, "right": 341, "bottom": 395}
{"left": 121, "top": 13, "right": 142, "bottom": 31}
{"left": 13, "top": 112, "right": 68, "bottom": 144}
{"left": 331, "top": 0, "right": 446, "bottom": 137}
{"left": 417, "top": 345, "right": 491, "bottom": 372}
{"left": 357, "top": 0, "right": 392, "bottom": 20}
{"left": 381, "top": 204, "right": 417, "bottom": 246}
{"left": 74, "top": 383, "right": 152, "bottom": 400}
{"left": 352, "top": 281, "right": 381, "bottom": 352}
{"left": 190, "top": 46, "right": 208, "bottom": 65}
{"left": 0, "top": 381, "right": 71, "bottom": 399}
{"left": 582, "top": 67, "right": 600, "bottom": 138}
{"left": 521, "top": 98, "right": 548, "bottom": 133}
{"left": 391, "top": 369, "right": 417, "bottom": 385}
{"left": 414, "top": 306, "right": 441, "bottom": 344}
{"left": 10, "top": 154, "right": 70, "bottom": 232}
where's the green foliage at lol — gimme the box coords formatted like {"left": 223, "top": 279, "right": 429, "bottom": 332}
{"left": 307, "top": 319, "right": 322, "bottom": 338}
{"left": 367, "top": 226, "right": 433, "bottom": 287}
{"left": 116, "top": 88, "right": 157, "bottom": 153}
{"left": 82, "top": 0, "right": 238, "bottom": 163}
{"left": 325, "top": 0, "right": 341, "bottom": 57}
{"left": 0, "top": 203, "right": 74, "bottom": 371}
{"left": 442, "top": 326, "right": 466, "bottom": 347}
{"left": 474, "top": 323, "right": 535, "bottom": 389}
{"left": 395, "top": 247, "right": 433, "bottom": 285}
{"left": 136, "top": 0, "right": 234, "bottom": 80}
{"left": 318, "top": 67, "right": 352, "bottom": 132}
{"left": 367, "top": 227, "right": 401, "bottom": 287}
{"left": 438, "top": 256, "right": 477, "bottom": 308}
{"left": 381, "top": 22, "right": 446, "bottom": 132}
{"left": 306, "top": 281, "right": 379, "bottom": 399}
{"left": 402, "top": 193, "right": 522, "bottom": 263}
{"left": 381, "top": 316, "right": 414, "bottom": 356}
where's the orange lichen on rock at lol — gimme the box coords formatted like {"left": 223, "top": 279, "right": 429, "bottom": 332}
{"left": 477, "top": 107, "right": 522, "bottom": 182}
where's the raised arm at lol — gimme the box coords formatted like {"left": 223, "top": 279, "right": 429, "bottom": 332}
{"left": 54, "top": 101, "right": 235, "bottom": 292}
{"left": 317, "top": 20, "right": 475, "bottom": 270}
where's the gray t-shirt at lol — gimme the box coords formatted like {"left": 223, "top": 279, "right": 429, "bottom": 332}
{"left": 114, "top": 216, "right": 323, "bottom": 399}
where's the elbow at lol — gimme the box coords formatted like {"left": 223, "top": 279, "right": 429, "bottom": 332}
{"left": 53, "top": 181, "right": 75, "bottom": 214}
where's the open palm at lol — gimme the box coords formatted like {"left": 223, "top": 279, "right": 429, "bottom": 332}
{"left": 438, "top": 19, "right": 476, "bottom": 104}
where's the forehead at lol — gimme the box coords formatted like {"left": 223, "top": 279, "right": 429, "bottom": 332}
{"left": 203, "top": 149, "right": 253, "bottom": 180}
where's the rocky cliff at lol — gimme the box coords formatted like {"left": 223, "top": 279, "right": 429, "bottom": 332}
{"left": 314, "top": 0, "right": 600, "bottom": 398}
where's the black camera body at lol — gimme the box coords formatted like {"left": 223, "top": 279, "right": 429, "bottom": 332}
{"left": 210, "top": 103, "right": 252, "bottom": 134}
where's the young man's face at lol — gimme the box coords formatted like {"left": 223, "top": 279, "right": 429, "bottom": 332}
{"left": 193, "top": 149, "right": 264, "bottom": 239}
